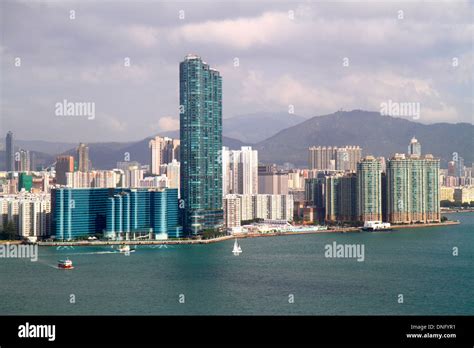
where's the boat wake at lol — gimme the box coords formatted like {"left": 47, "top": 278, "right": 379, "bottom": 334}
{"left": 63, "top": 250, "right": 132, "bottom": 255}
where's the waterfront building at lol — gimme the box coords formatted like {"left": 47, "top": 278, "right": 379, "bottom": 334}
{"left": 304, "top": 177, "right": 325, "bottom": 207}
{"left": 222, "top": 146, "right": 258, "bottom": 196}
{"left": 0, "top": 193, "right": 50, "bottom": 239}
{"left": 300, "top": 206, "right": 324, "bottom": 225}
{"left": 440, "top": 186, "right": 455, "bottom": 202}
{"left": 239, "top": 194, "right": 254, "bottom": 221}
{"left": 325, "top": 173, "right": 357, "bottom": 223}
{"left": 5, "top": 131, "right": 14, "bottom": 172}
{"left": 180, "top": 54, "right": 223, "bottom": 235}
{"left": 254, "top": 194, "right": 293, "bottom": 221}
{"left": 357, "top": 156, "right": 382, "bottom": 222}
{"left": 76, "top": 143, "right": 90, "bottom": 172}
{"left": 223, "top": 194, "right": 293, "bottom": 227}
{"left": 223, "top": 194, "right": 241, "bottom": 228}
{"left": 454, "top": 186, "right": 474, "bottom": 204}
{"left": 386, "top": 153, "right": 440, "bottom": 223}
{"left": 308, "top": 146, "right": 362, "bottom": 172}
{"left": 51, "top": 187, "right": 180, "bottom": 240}
{"left": 149, "top": 136, "right": 180, "bottom": 175}
{"left": 55, "top": 155, "right": 74, "bottom": 185}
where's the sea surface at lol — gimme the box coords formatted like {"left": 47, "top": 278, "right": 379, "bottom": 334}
{"left": 1, "top": 213, "right": 473, "bottom": 315}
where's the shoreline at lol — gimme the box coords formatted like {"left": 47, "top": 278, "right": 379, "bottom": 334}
{"left": 30, "top": 220, "right": 461, "bottom": 247}
{"left": 441, "top": 209, "right": 474, "bottom": 214}
{"left": 390, "top": 220, "right": 460, "bottom": 229}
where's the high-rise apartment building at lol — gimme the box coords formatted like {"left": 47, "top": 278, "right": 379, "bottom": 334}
{"left": 304, "top": 177, "right": 325, "bottom": 207}
{"left": 77, "top": 143, "right": 90, "bottom": 172}
{"left": 258, "top": 164, "right": 289, "bottom": 195}
{"left": 223, "top": 194, "right": 241, "bottom": 228}
{"left": 122, "top": 165, "right": 144, "bottom": 188}
{"left": 288, "top": 170, "right": 306, "bottom": 190}
{"left": 17, "top": 149, "right": 30, "bottom": 172}
{"left": 454, "top": 186, "right": 474, "bottom": 204}
{"left": 149, "top": 136, "right": 180, "bottom": 175}
{"left": 308, "top": 146, "right": 362, "bottom": 172}
{"left": 0, "top": 193, "right": 50, "bottom": 239}
{"left": 180, "top": 54, "right": 223, "bottom": 235}
{"left": 55, "top": 155, "right": 74, "bottom": 185}
{"left": 160, "top": 159, "right": 180, "bottom": 195}
{"left": 5, "top": 131, "right": 14, "bottom": 172}
{"left": 222, "top": 146, "right": 258, "bottom": 196}
{"left": 223, "top": 194, "right": 294, "bottom": 227}
{"left": 66, "top": 170, "right": 120, "bottom": 188}
{"left": 386, "top": 153, "right": 440, "bottom": 223}
{"left": 357, "top": 156, "right": 382, "bottom": 222}
{"left": 408, "top": 137, "right": 421, "bottom": 156}
{"left": 325, "top": 173, "right": 357, "bottom": 223}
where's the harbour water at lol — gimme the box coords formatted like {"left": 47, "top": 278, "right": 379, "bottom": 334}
{"left": 1, "top": 213, "right": 473, "bottom": 315}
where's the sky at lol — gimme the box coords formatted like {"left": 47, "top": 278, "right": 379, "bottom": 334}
{"left": 0, "top": 0, "right": 473, "bottom": 143}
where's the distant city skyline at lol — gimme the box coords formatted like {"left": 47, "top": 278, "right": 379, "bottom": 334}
{"left": 1, "top": 1, "right": 472, "bottom": 143}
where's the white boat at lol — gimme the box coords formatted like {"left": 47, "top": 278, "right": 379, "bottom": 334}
{"left": 58, "top": 258, "right": 74, "bottom": 270}
{"left": 232, "top": 239, "right": 242, "bottom": 256}
{"left": 361, "top": 221, "right": 393, "bottom": 231}
{"left": 118, "top": 244, "right": 130, "bottom": 253}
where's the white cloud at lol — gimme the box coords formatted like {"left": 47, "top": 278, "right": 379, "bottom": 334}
{"left": 79, "top": 62, "right": 150, "bottom": 84}
{"left": 158, "top": 116, "right": 179, "bottom": 131}
{"left": 98, "top": 113, "right": 128, "bottom": 133}
{"left": 174, "top": 12, "right": 294, "bottom": 49}
{"left": 240, "top": 72, "right": 354, "bottom": 112}
{"left": 126, "top": 25, "right": 160, "bottom": 48}
{"left": 1, "top": 0, "right": 472, "bottom": 143}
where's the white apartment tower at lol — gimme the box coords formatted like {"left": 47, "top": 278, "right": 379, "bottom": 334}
{"left": 222, "top": 146, "right": 258, "bottom": 196}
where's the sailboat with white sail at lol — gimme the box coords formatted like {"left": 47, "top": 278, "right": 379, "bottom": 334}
{"left": 232, "top": 239, "right": 242, "bottom": 256}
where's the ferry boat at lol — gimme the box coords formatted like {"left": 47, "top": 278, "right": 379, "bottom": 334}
{"left": 361, "top": 221, "right": 392, "bottom": 232}
{"left": 58, "top": 258, "right": 74, "bottom": 269}
{"left": 232, "top": 239, "right": 242, "bottom": 256}
{"left": 118, "top": 245, "right": 131, "bottom": 253}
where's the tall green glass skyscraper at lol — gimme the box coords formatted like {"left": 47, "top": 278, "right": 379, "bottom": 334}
{"left": 357, "top": 156, "right": 382, "bottom": 222}
{"left": 179, "top": 54, "right": 223, "bottom": 235}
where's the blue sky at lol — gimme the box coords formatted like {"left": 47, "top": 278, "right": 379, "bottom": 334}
{"left": 1, "top": 0, "right": 472, "bottom": 142}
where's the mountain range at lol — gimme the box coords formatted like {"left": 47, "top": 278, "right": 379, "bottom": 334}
{"left": 223, "top": 112, "right": 306, "bottom": 143}
{"left": 253, "top": 110, "right": 473, "bottom": 166}
{"left": 1, "top": 110, "right": 473, "bottom": 170}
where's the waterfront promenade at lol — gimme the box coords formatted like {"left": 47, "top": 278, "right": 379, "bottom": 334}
{"left": 34, "top": 220, "right": 460, "bottom": 247}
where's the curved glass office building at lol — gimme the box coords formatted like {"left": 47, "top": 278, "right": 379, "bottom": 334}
{"left": 51, "top": 188, "right": 181, "bottom": 240}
